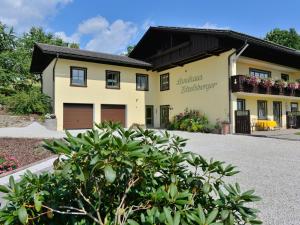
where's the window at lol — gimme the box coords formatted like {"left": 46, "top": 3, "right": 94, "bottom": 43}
{"left": 237, "top": 99, "right": 246, "bottom": 111}
{"left": 250, "top": 68, "right": 271, "bottom": 79}
{"left": 291, "top": 102, "right": 298, "bottom": 112}
{"left": 160, "top": 73, "right": 170, "bottom": 91}
{"left": 257, "top": 100, "right": 268, "bottom": 120}
{"left": 106, "top": 70, "right": 120, "bottom": 89}
{"left": 70, "top": 67, "right": 87, "bottom": 86}
{"left": 281, "top": 74, "right": 289, "bottom": 81}
{"left": 136, "top": 74, "right": 149, "bottom": 91}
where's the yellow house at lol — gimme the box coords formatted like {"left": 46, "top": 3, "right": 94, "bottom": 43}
{"left": 30, "top": 26, "right": 300, "bottom": 133}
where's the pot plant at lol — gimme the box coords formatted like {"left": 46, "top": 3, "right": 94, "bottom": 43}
{"left": 273, "top": 80, "right": 286, "bottom": 95}
{"left": 259, "top": 78, "right": 274, "bottom": 94}
{"left": 285, "top": 81, "right": 298, "bottom": 96}
{"left": 243, "top": 76, "right": 260, "bottom": 92}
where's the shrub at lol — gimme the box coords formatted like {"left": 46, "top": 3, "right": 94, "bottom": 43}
{"left": 0, "top": 154, "right": 19, "bottom": 175}
{"left": 5, "top": 87, "right": 51, "bottom": 115}
{"left": 169, "top": 109, "right": 215, "bottom": 133}
{"left": 0, "top": 123, "right": 261, "bottom": 225}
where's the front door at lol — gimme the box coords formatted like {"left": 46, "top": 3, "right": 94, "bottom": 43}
{"left": 145, "top": 105, "right": 154, "bottom": 128}
{"left": 160, "top": 105, "right": 169, "bottom": 128}
{"left": 273, "top": 101, "right": 282, "bottom": 127}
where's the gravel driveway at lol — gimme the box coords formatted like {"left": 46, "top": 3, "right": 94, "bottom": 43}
{"left": 169, "top": 131, "right": 300, "bottom": 225}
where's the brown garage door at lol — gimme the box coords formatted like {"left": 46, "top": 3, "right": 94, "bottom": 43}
{"left": 63, "top": 103, "right": 93, "bottom": 129}
{"left": 101, "top": 104, "right": 126, "bottom": 127}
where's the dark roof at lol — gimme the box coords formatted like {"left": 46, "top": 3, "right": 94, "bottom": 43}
{"left": 30, "top": 43, "right": 152, "bottom": 73}
{"left": 135, "top": 26, "right": 300, "bottom": 55}
{"left": 129, "top": 26, "right": 300, "bottom": 70}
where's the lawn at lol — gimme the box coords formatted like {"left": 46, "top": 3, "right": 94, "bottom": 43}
{"left": 0, "top": 138, "right": 55, "bottom": 175}
{"left": 295, "top": 132, "right": 300, "bottom": 135}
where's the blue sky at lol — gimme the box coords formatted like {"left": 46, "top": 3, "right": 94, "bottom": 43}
{"left": 1, "top": 0, "right": 300, "bottom": 53}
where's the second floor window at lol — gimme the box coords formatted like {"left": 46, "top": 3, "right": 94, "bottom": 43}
{"left": 136, "top": 74, "right": 149, "bottom": 91}
{"left": 250, "top": 68, "right": 271, "bottom": 79}
{"left": 281, "top": 74, "right": 289, "bottom": 81}
{"left": 70, "top": 67, "right": 87, "bottom": 87}
{"left": 106, "top": 70, "right": 120, "bottom": 89}
{"left": 160, "top": 73, "right": 170, "bottom": 91}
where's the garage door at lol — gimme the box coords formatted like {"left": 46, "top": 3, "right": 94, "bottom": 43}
{"left": 101, "top": 104, "right": 126, "bottom": 127}
{"left": 63, "top": 103, "right": 93, "bottom": 129}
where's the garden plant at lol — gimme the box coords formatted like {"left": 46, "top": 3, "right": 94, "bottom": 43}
{"left": 0, "top": 123, "right": 261, "bottom": 225}
{"left": 168, "top": 109, "right": 216, "bottom": 133}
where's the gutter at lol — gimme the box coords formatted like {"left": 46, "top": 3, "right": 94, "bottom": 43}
{"left": 52, "top": 53, "right": 59, "bottom": 113}
{"left": 228, "top": 42, "right": 249, "bottom": 133}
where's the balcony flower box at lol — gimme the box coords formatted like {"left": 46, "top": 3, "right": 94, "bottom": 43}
{"left": 271, "top": 86, "right": 284, "bottom": 95}
{"left": 284, "top": 82, "right": 299, "bottom": 96}
{"left": 295, "top": 89, "right": 300, "bottom": 97}
{"left": 259, "top": 79, "right": 274, "bottom": 94}
{"left": 243, "top": 76, "right": 260, "bottom": 93}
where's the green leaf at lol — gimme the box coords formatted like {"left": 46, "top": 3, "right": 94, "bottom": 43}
{"left": 197, "top": 205, "right": 206, "bottom": 224}
{"left": 249, "top": 220, "right": 263, "bottom": 225}
{"left": 9, "top": 176, "right": 15, "bottom": 190}
{"left": 104, "top": 165, "right": 116, "bottom": 183}
{"left": 169, "top": 183, "right": 178, "bottom": 199}
{"left": 220, "top": 210, "right": 229, "bottom": 220}
{"left": 34, "top": 194, "right": 42, "bottom": 212}
{"left": 203, "top": 182, "right": 211, "bottom": 194}
{"left": 18, "top": 206, "right": 28, "bottom": 225}
{"left": 163, "top": 207, "right": 173, "bottom": 225}
{"left": 127, "top": 219, "right": 139, "bottom": 225}
{"left": 0, "top": 185, "right": 10, "bottom": 193}
{"left": 206, "top": 209, "right": 218, "bottom": 224}
{"left": 173, "top": 211, "right": 181, "bottom": 225}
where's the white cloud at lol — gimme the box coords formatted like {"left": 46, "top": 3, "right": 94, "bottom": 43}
{"left": 72, "top": 16, "right": 138, "bottom": 53}
{"left": 0, "top": 0, "right": 72, "bottom": 32}
{"left": 78, "top": 16, "right": 109, "bottom": 34}
{"left": 184, "top": 22, "right": 230, "bottom": 30}
{"left": 142, "top": 19, "right": 156, "bottom": 31}
{"left": 54, "top": 31, "right": 80, "bottom": 44}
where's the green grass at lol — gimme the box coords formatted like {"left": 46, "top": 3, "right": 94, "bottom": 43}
{"left": 295, "top": 132, "right": 300, "bottom": 135}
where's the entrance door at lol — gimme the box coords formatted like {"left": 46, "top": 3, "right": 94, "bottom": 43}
{"left": 235, "top": 110, "right": 251, "bottom": 134}
{"left": 273, "top": 101, "right": 282, "bottom": 127}
{"left": 160, "top": 105, "right": 169, "bottom": 128}
{"left": 145, "top": 105, "right": 154, "bottom": 128}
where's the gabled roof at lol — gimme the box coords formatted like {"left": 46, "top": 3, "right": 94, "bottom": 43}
{"left": 30, "top": 43, "right": 152, "bottom": 73}
{"left": 129, "top": 26, "right": 300, "bottom": 70}
{"left": 130, "top": 26, "right": 300, "bottom": 57}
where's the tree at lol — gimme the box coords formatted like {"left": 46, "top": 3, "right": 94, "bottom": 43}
{"left": 125, "top": 45, "right": 136, "bottom": 56}
{"left": 0, "top": 23, "right": 79, "bottom": 93}
{"left": 0, "top": 123, "right": 262, "bottom": 225}
{"left": 265, "top": 28, "right": 300, "bottom": 50}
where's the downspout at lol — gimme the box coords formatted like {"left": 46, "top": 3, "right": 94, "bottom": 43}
{"left": 52, "top": 53, "right": 59, "bottom": 113}
{"left": 228, "top": 42, "right": 249, "bottom": 133}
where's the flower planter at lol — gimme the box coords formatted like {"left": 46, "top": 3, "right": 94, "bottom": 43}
{"left": 284, "top": 88, "right": 295, "bottom": 96}
{"left": 258, "top": 85, "right": 272, "bottom": 94}
{"left": 295, "top": 89, "right": 300, "bottom": 97}
{"left": 243, "top": 84, "right": 258, "bottom": 93}
{"left": 271, "top": 86, "right": 284, "bottom": 95}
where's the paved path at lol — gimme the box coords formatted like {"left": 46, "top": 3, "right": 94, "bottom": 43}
{"left": 0, "top": 122, "right": 84, "bottom": 138}
{"left": 170, "top": 131, "right": 300, "bottom": 225}
{"left": 252, "top": 128, "right": 300, "bottom": 141}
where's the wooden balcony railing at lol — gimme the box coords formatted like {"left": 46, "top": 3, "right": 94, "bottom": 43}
{"left": 231, "top": 75, "right": 300, "bottom": 97}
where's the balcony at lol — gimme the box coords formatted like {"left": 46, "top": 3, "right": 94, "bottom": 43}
{"left": 231, "top": 75, "right": 300, "bottom": 97}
